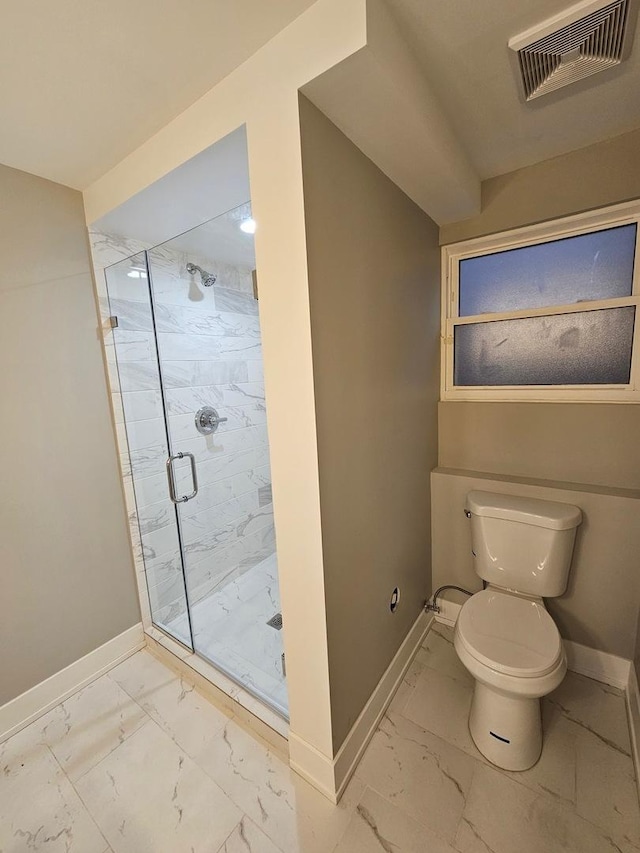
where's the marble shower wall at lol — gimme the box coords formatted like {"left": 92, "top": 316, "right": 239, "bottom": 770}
{"left": 89, "top": 227, "right": 275, "bottom": 641}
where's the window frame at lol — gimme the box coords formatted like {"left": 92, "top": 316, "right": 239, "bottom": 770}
{"left": 441, "top": 200, "right": 640, "bottom": 403}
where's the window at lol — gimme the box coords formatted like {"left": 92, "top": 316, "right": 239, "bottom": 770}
{"left": 441, "top": 202, "right": 640, "bottom": 402}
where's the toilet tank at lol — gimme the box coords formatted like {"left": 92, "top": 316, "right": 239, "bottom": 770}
{"left": 466, "top": 491, "right": 582, "bottom": 598}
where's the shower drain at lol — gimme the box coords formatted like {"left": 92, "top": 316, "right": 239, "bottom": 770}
{"left": 267, "top": 613, "right": 283, "bottom": 630}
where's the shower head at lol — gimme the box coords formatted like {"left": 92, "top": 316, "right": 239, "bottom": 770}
{"left": 186, "top": 262, "right": 217, "bottom": 287}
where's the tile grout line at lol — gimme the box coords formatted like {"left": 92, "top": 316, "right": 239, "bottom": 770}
{"left": 68, "top": 710, "right": 238, "bottom": 823}
{"left": 44, "top": 737, "right": 112, "bottom": 852}
{"left": 105, "top": 649, "right": 255, "bottom": 763}
{"left": 451, "top": 756, "right": 483, "bottom": 853}
{"left": 213, "top": 815, "right": 244, "bottom": 853}
{"left": 68, "top": 716, "right": 156, "bottom": 788}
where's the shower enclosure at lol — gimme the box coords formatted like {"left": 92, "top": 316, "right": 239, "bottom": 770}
{"left": 104, "top": 204, "right": 287, "bottom": 717}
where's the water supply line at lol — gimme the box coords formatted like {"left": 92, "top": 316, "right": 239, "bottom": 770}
{"left": 425, "top": 585, "right": 474, "bottom": 614}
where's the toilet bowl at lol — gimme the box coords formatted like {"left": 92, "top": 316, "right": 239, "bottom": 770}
{"left": 454, "top": 587, "right": 566, "bottom": 770}
{"left": 454, "top": 491, "right": 582, "bottom": 771}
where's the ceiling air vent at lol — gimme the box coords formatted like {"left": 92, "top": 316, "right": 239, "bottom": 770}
{"left": 509, "top": 0, "right": 638, "bottom": 101}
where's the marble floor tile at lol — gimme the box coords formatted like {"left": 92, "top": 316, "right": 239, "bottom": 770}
{"left": 3, "top": 619, "right": 637, "bottom": 853}
{"left": 75, "top": 719, "right": 242, "bottom": 853}
{"left": 0, "top": 726, "right": 108, "bottom": 853}
{"left": 399, "top": 628, "right": 580, "bottom": 805}
{"left": 332, "top": 786, "right": 457, "bottom": 853}
{"left": 415, "top": 622, "right": 473, "bottom": 685}
{"left": 34, "top": 673, "right": 148, "bottom": 781}
{"left": 108, "top": 649, "right": 233, "bottom": 758}
{"left": 386, "top": 658, "right": 425, "bottom": 717}
{"left": 456, "top": 762, "right": 633, "bottom": 853}
{"left": 355, "top": 712, "right": 476, "bottom": 843}
{"left": 193, "top": 717, "right": 364, "bottom": 853}
{"left": 402, "top": 662, "right": 479, "bottom": 759}
{"left": 503, "top": 700, "right": 578, "bottom": 806}
{"left": 575, "top": 726, "right": 640, "bottom": 851}
{"left": 548, "top": 671, "right": 631, "bottom": 755}
{"left": 215, "top": 816, "right": 284, "bottom": 853}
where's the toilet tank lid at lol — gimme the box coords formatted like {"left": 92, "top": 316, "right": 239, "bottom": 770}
{"left": 466, "top": 491, "right": 582, "bottom": 530}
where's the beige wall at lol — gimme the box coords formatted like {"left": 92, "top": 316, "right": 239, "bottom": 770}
{"left": 432, "top": 470, "right": 640, "bottom": 660}
{"left": 439, "top": 403, "right": 640, "bottom": 492}
{"left": 440, "top": 127, "right": 640, "bottom": 245}
{"left": 0, "top": 164, "right": 139, "bottom": 705}
{"left": 300, "top": 97, "right": 440, "bottom": 752}
{"left": 436, "top": 131, "right": 640, "bottom": 664}
{"left": 438, "top": 131, "right": 640, "bottom": 489}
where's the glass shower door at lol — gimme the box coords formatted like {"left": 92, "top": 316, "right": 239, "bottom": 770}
{"left": 146, "top": 206, "right": 288, "bottom": 717}
{"left": 104, "top": 252, "right": 193, "bottom": 648}
{"left": 104, "top": 209, "right": 288, "bottom": 718}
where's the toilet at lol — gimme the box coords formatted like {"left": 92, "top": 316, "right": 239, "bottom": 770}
{"left": 454, "top": 490, "right": 582, "bottom": 771}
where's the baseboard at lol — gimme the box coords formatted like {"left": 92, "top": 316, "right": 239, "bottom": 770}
{"left": 564, "top": 640, "right": 631, "bottom": 690}
{"left": 288, "top": 733, "right": 339, "bottom": 803}
{"left": 436, "top": 601, "right": 632, "bottom": 690}
{"left": 434, "top": 599, "right": 463, "bottom": 626}
{"left": 332, "top": 609, "right": 433, "bottom": 797}
{"left": 0, "top": 623, "right": 144, "bottom": 744}
{"left": 289, "top": 609, "right": 433, "bottom": 803}
{"left": 626, "top": 665, "right": 640, "bottom": 807}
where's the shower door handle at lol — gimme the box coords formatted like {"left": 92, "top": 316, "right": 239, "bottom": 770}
{"left": 166, "top": 452, "right": 199, "bottom": 504}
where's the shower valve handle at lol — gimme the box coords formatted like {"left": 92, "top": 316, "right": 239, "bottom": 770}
{"left": 195, "top": 406, "right": 227, "bottom": 436}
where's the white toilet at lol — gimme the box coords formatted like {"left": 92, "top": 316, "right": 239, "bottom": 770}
{"left": 454, "top": 490, "right": 582, "bottom": 771}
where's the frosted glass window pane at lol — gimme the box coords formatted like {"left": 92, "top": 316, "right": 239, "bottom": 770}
{"left": 459, "top": 224, "right": 636, "bottom": 316}
{"left": 454, "top": 307, "right": 635, "bottom": 386}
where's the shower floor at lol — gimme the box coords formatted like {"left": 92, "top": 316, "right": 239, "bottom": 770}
{"left": 167, "top": 553, "right": 288, "bottom": 717}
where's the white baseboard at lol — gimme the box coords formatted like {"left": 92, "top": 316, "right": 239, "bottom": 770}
{"left": 0, "top": 623, "right": 144, "bottom": 744}
{"left": 436, "top": 601, "right": 632, "bottom": 690}
{"left": 564, "top": 640, "right": 631, "bottom": 690}
{"left": 289, "top": 609, "right": 433, "bottom": 803}
{"left": 626, "top": 665, "right": 640, "bottom": 807}
{"left": 434, "top": 599, "right": 463, "bottom": 627}
{"left": 288, "top": 733, "right": 340, "bottom": 803}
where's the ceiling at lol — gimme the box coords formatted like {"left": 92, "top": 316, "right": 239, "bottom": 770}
{"left": 385, "top": 0, "right": 640, "bottom": 179}
{"left": 0, "top": 0, "right": 316, "bottom": 189}
{"left": 93, "top": 126, "right": 251, "bottom": 243}
{"left": 2, "top": 0, "right": 640, "bottom": 192}
{"left": 93, "top": 126, "right": 255, "bottom": 267}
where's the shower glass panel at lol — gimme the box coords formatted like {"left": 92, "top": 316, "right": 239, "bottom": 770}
{"left": 104, "top": 253, "right": 193, "bottom": 647}
{"left": 105, "top": 205, "right": 287, "bottom": 718}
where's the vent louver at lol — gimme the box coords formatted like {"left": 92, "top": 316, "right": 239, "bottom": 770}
{"left": 509, "top": 0, "right": 637, "bottom": 101}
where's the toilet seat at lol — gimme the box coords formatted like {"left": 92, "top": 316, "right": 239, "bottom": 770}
{"left": 456, "top": 589, "right": 563, "bottom": 678}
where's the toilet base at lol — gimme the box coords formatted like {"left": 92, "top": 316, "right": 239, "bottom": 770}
{"left": 469, "top": 682, "right": 542, "bottom": 771}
